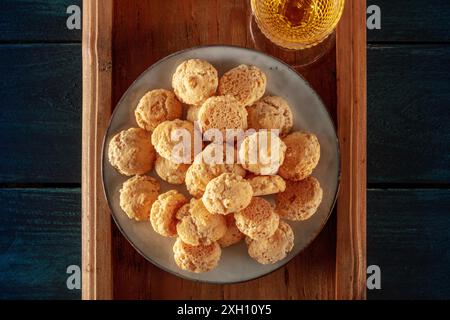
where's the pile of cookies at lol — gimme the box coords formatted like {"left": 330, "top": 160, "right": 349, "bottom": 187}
{"left": 108, "top": 59, "right": 323, "bottom": 273}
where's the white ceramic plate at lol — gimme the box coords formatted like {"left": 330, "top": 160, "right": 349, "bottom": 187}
{"left": 102, "top": 45, "right": 340, "bottom": 284}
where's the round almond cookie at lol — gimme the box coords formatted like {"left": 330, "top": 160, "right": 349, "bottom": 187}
{"left": 119, "top": 175, "right": 160, "bottom": 221}
{"left": 278, "top": 131, "right": 320, "bottom": 181}
{"left": 172, "top": 59, "right": 218, "bottom": 106}
{"left": 185, "top": 143, "right": 246, "bottom": 198}
{"left": 235, "top": 197, "right": 279, "bottom": 241}
{"left": 108, "top": 127, "right": 156, "bottom": 176}
{"left": 155, "top": 155, "right": 190, "bottom": 185}
{"left": 247, "top": 174, "right": 286, "bottom": 196}
{"left": 217, "top": 214, "right": 244, "bottom": 248}
{"left": 218, "top": 64, "right": 267, "bottom": 107}
{"left": 198, "top": 95, "right": 248, "bottom": 136}
{"left": 151, "top": 119, "right": 200, "bottom": 163}
{"left": 238, "top": 131, "right": 286, "bottom": 175}
{"left": 150, "top": 190, "right": 188, "bottom": 237}
{"left": 173, "top": 238, "right": 221, "bottom": 273}
{"left": 186, "top": 105, "right": 200, "bottom": 122}
{"left": 176, "top": 199, "right": 227, "bottom": 246}
{"left": 246, "top": 221, "right": 294, "bottom": 265}
{"left": 247, "top": 96, "right": 293, "bottom": 137}
{"left": 202, "top": 173, "right": 253, "bottom": 215}
{"left": 135, "top": 89, "right": 182, "bottom": 131}
{"left": 275, "top": 176, "right": 323, "bottom": 221}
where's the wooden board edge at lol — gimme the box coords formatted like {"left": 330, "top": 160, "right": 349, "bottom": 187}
{"left": 335, "top": 0, "right": 367, "bottom": 299}
{"left": 81, "top": 0, "right": 114, "bottom": 300}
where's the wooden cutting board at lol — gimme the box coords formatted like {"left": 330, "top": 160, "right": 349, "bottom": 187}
{"left": 82, "top": 0, "right": 366, "bottom": 300}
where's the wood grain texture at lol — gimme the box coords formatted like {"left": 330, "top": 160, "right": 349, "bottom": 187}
{"left": 367, "top": 0, "right": 450, "bottom": 42}
{"left": 0, "top": 44, "right": 81, "bottom": 183}
{"left": 109, "top": 0, "right": 341, "bottom": 300}
{"left": 367, "top": 44, "right": 450, "bottom": 184}
{"left": 367, "top": 189, "right": 450, "bottom": 299}
{"left": 3, "top": 0, "right": 450, "bottom": 43}
{"left": 0, "top": 188, "right": 80, "bottom": 300}
{"left": 4, "top": 0, "right": 450, "bottom": 43}
{"left": 1, "top": 0, "right": 82, "bottom": 42}
{"left": 81, "top": 0, "right": 113, "bottom": 300}
{"left": 335, "top": 0, "right": 367, "bottom": 299}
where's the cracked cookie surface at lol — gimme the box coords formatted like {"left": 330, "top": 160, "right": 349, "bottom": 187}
{"left": 108, "top": 127, "right": 156, "bottom": 176}
{"left": 172, "top": 59, "right": 218, "bottom": 105}
{"left": 202, "top": 172, "right": 253, "bottom": 215}
{"left": 119, "top": 175, "right": 160, "bottom": 221}
{"left": 173, "top": 238, "right": 221, "bottom": 273}
{"left": 176, "top": 199, "right": 227, "bottom": 246}
{"left": 246, "top": 221, "right": 294, "bottom": 264}
{"left": 247, "top": 96, "right": 293, "bottom": 137}
{"left": 135, "top": 89, "right": 182, "bottom": 131}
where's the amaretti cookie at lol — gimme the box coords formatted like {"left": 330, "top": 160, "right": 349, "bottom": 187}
{"left": 202, "top": 173, "right": 253, "bottom": 215}
{"left": 119, "top": 175, "right": 160, "bottom": 221}
{"left": 247, "top": 174, "right": 286, "bottom": 196}
{"left": 150, "top": 190, "right": 188, "bottom": 237}
{"left": 185, "top": 143, "right": 246, "bottom": 198}
{"left": 135, "top": 89, "right": 182, "bottom": 131}
{"left": 238, "top": 131, "right": 286, "bottom": 175}
{"left": 276, "top": 176, "right": 323, "bottom": 221}
{"left": 173, "top": 238, "right": 221, "bottom": 273}
{"left": 246, "top": 221, "right": 294, "bottom": 264}
{"left": 151, "top": 119, "right": 200, "bottom": 163}
{"left": 217, "top": 214, "right": 244, "bottom": 248}
{"left": 176, "top": 199, "right": 227, "bottom": 246}
{"left": 155, "top": 155, "right": 190, "bottom": 185}
{"left": 198, "top": 95, "right": 248, "bottom": 136}
{"left": 247, "top": 96, "right": 293, "bottom": 137}
{"left": 278, "top": 131, "right": 320, "bottom": 181}
{"left": 172, "top": 59, "right": 218, "bottom": 105}
{"left": 218, "top": 65, "right": 267, "bottom": 107}
{"left": 235, "top": 197, "right": 279, "bottom": 240}
{"left": 108, "top": 127, "right": 156, "bottom": 176}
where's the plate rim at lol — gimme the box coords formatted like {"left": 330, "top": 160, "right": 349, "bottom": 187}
{"left": 101, "top": 44, "right": 341, "bottom": 284}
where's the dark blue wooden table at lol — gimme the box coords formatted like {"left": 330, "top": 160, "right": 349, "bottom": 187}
{"left": 0, "top": 0, "right": 449, "bottom": 299}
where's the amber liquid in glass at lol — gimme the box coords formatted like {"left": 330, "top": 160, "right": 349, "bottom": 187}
{"left": 276, "top": 0, "right": 317, "bottom": 28}
{"left": 251, "top": 0, "right": 344, "bottom": 49}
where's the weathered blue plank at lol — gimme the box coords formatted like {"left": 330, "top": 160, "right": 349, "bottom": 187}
{"left": 367, "top": 189, "right": 450, "bottom": 299}
{"left": 0, "top": 44, "right": 81, "bottom": 183}
{"left": 367, "top": 44, "right": 450, "bottom": 184}
{"left": 367, "top": 0, "right": 450, "bottom": 42}
{"left": 0, "top": 188, "right": 80, "bottom": 300}
{"left": 0, "top": 0, "right": 81, "bottom": 42}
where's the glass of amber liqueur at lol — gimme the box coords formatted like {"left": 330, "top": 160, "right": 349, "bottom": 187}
{"left": 250, "top": 0, "right": 345, "bottom": 65}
